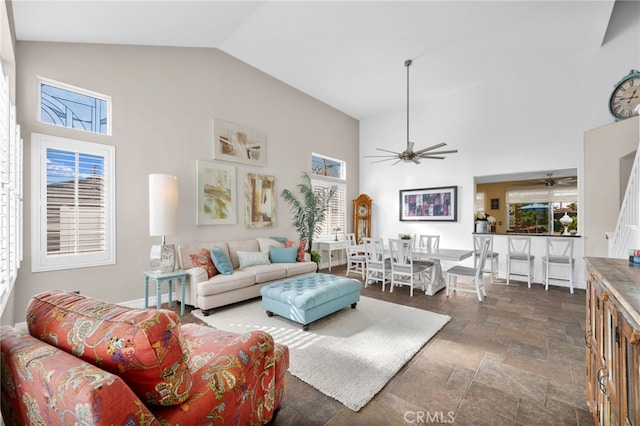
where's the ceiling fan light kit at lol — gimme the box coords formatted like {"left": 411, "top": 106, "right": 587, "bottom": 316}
{"left": 366, "top": 59, "right": 458, "bottom": 165}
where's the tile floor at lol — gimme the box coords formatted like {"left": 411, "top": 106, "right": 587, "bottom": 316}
{"left": 176, "top": 264, "right": 593, "bottom": 425}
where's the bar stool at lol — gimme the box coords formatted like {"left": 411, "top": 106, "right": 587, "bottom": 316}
{"left": 473, "top": 235, "right": 499, "bottom": 283}
{"left": 542, "top": 237, "right": 575, "bottom": 293}
{"left": 506, "top": 236, "right": 535, "bottom": 287}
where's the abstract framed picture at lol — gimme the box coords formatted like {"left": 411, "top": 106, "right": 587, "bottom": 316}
{"left": 245, "top": 173, "right": 276, "bottom": 228}
{"left": 196, "top": 160, "right": 236, "bottom": 225}
{"left": 399, "top": 186, "right": 458, "bottom": 222}
{"left": 212, "top": 119, "right": 266, "bottom": 167}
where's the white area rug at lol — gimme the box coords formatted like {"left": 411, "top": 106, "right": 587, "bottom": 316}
{"left": 193, "top": 296, "right": 450, "bottom": 411}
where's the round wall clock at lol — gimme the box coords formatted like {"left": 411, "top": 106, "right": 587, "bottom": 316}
{"left": 609, "top": 69, "right": 640, "bottom": 121}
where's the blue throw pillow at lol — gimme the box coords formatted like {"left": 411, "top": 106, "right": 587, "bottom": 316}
{"left": 210, "top": 246, "right": 233, "bottom": 275}
{"left": 269, "top": 246, "right": 298, "bottom": 263}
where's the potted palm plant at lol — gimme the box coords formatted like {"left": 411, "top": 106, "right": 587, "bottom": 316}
{"left": 281, "top": 172, "right": 337, "bottom": 266}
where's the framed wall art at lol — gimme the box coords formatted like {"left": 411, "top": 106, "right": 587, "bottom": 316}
{"left": 196, "top": 160, "right": 236, "bottom": 225}
{"left": 399, "top": 186, "right": 458, "bottom": 222}
{"left": 245, "top": 173, "right": 276, "bottom": 228}
{"left": 212, "top": 119, "right": 266, "bottom": 167}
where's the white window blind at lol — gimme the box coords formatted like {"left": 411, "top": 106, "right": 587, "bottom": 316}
{"left": 31, "top": 133, "right": 115, "bottom": 271}
{"left": 312, "top": 179, "right": 346, "bottom": 237}
{"left": 506, "top": 186, "right": 578, "bottom": 204}
{"left": 475, "top": 191, "right": 485, "bottom": 213}
{"left": 0, "top": 62, "right": 22, "bottom": 314}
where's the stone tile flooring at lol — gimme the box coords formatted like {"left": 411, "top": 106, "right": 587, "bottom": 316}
{"left": 175, "top": 264, "right": 593, "bottom": 425}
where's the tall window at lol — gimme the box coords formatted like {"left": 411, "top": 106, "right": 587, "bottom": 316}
{"left": 312, "top": 179, "right": 346, "bottom": 237}
{"left": 31, "top": 133, "right": 115, "bottom": 271}
{"left": 39, "top": 78, "right": 111, "bottom": 135}
{"left": 0, "top": 70, "right": 22, "bottom": 313}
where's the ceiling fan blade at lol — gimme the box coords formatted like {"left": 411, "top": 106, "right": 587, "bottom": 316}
{"left": 375, "top": 148, "right": 402, "bottom": 155}
{"left": 364, "top": 154, "right": 401, "bottom": 158}
{"left": 418, "top": 155, "right": 446, "bottom": 160}
{"left": 414, "top": 143, "right": 447, "bottom": 155}
{"left": 370, "top": 157, "right": 402, "bottom": 163}
{"left": 418, "top": 149, "right": 458, "bottom": 156}
{"left": 392, "top": 158, "right": 403, "bottom": 165}
{"left": 411, "top": 158, "right": 421, "bottom": 164}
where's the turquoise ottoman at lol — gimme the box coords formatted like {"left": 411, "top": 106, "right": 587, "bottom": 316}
{"left": 260, "top": 273, "right": 362, "bottom": 330}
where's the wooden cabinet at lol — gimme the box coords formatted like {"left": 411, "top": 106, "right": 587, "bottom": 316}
{"left": 586, "top": 257, "right": 640, "bottom": 425}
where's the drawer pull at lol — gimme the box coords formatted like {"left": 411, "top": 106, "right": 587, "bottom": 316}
{"left": 597, "top": 367, "right": 608, "bottom": 395}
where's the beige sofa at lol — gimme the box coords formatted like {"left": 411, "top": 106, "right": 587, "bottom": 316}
{"left": 177, "top": 237, "right": 317, "bottom": 315}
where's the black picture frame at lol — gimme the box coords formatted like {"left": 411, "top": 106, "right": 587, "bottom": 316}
{"left": 399, "top": 186, "right": 458, "bottom": 222}
{"left": 491, "top": 198, "right": 500, "bottom": 210}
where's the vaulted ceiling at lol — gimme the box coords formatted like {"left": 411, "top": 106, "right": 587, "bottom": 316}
{"left": 11, "top": 1, "right": 619, "bottom": 120}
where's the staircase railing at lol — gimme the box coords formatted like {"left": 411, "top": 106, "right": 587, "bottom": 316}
{"left": 608, "top": 147, "right": 640, "bottom": 258}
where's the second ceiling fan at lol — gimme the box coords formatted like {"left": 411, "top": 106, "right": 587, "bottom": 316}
{"left": 367, "top": 59, "right": 458, "bottom": 165}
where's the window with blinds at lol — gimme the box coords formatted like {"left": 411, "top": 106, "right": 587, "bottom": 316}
{"left": 506, "top": 186, "right": 578, "bottom": 234}
{"left": 312, "top": 179, "right": 346, "bottom": 237}
{"left": 0, "top": 63, "right": 22, "bottom": 313}
{"left": 31, "top": 133, "right": 115, "bottom": 271}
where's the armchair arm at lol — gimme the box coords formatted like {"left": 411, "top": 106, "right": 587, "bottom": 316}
{"left": 180, "top": 266, "right": 208, "bottom": 307}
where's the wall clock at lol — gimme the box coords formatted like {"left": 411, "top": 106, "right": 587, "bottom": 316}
{"left": 353, "top": 193, "right": 372, "bottom": 244}
{"left": 609, "top": 69, "right": 640, "bottom": 121}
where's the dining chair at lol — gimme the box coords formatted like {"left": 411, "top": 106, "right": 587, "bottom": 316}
{"left": 416, "top": 234, "right": 439, "bottom": 282}
{"left": 506, "top": 236, "right": 535, "bottom": 287}
{"left": 388, "top": 238, "right": 429, "bottom": 297}
{"left": 418, "top": 235, "right": 440, "bottom": 250}
{"left": 363, "top": 237, "right": 390, "bottom": 291}
{"left": 445, "top": 238, "right": 490, "bottom": 301}
{"left": 473, "top": 235, "right": 499, "bottom": 283}
{"left": 542, "top": 237, "right": 575, "bottom": 293}
{"left": 345, "top": 233, "right": 366, "bottom": 279}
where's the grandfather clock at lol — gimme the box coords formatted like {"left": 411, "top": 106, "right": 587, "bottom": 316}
{"left": 353, "top": 193, "right": 372, "bottom": 244}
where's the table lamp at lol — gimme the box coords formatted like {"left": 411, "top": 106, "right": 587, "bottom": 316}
{"left": 149, "top": 174, "right": 178, "bottom": 273}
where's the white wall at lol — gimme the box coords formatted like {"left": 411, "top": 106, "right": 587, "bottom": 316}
{"left": 359, "top": 6, "right": 640, "bottom": 290}
{"left": 13, "top": 42, "right": 359, "bottom": 324}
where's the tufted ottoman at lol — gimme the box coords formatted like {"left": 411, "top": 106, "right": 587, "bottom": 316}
{"left": 260, "top": 273, "right": 362, "bottom": 330}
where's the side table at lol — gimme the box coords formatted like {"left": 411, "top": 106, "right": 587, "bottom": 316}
{"left": 143, "top": 270, "right": 187, "bottom": 316}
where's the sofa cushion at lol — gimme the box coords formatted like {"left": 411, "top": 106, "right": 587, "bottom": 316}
{"left": 211, "top": 246, "right": 234, "bottom": 275}
{"left": 269, "top": 246, "right": 298, "bottom": 263}
{"left": 282, "top": 261, "right": 318, "bottom": 277}
{"left": 190, "top": 248, "right": 217, "bottom": 278}
{"left": 227, "top": 239, "right": 261, "bottom": 268}
{"left": 26, "top": 290, "right": 193, "bottom": 407}
{"left": 257, "top": 237, "right": 284, "bottom": 252}
{"left": 177, "top": 242, "right": 228, "bottom": 271}
{"left": 0, "top": 326, "right": 157, "bottom": 425}
{"left": 237, "top": 250, "right": 271, "bottom": 268}
{"left": 242, "top": 264, "right": 288, "bottom": 283}
{"left": 197, "top": 270, "right": 256, "bottom": 296}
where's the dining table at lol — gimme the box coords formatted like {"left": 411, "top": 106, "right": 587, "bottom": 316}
{"left": 354, "top": 244, "right": 473, "bottom": 296}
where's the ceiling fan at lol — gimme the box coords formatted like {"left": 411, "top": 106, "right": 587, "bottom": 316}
{"left": 366, "top": 59, "right": 458, "bottom": 165}
{"left": 538, "top": 173, "right": 577, "bottom": 187}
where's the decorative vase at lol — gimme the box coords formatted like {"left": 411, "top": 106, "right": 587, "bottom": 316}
{"left": 475, "top": 220, "right": 488, "bottom": 234}
{"left": 559, "top": 212, "right": 573, "bottom": 236}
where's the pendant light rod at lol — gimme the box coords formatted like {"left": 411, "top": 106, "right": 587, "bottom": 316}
{"left": 405, "top": 59, "right": 412, "bottom": 149}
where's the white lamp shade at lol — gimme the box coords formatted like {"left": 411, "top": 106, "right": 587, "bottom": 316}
{"left": 149, "top": 174, "right": 178, "bottom": 236}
